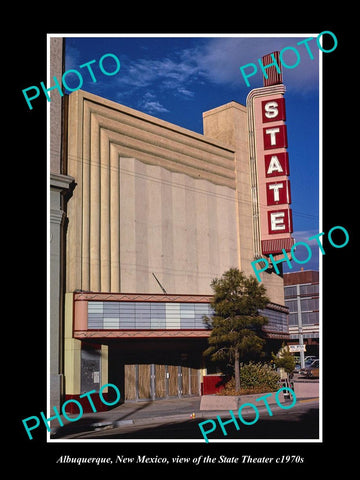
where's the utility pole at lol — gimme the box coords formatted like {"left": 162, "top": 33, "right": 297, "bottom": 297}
{"left": 296, "top": 284, "right": 305, "bottom": 369}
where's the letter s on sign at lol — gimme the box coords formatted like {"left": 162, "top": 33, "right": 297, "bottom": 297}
{"left": 264, "top": 101, "right": 279, "bottom": 119}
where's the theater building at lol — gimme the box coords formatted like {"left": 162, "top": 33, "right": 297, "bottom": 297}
{"left": 50, "top": 40, "right": 294, "bottom": 410}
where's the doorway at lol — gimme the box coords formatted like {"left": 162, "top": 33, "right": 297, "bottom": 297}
{"left": 124, "top": 363, "right": 200, "bottom": 401}
{"left": 80, "top": 344, "right": 101, "bottom": 393}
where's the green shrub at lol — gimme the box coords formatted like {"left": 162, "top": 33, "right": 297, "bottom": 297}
{"left": 217, "top": 361, "right": 281, "bottom": 396}
{"left": 271, "top": 348, "right": 296, "bottom": 374}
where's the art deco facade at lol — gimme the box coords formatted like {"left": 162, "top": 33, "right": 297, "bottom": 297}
{"left": 50, "top": 39, "right": 291, "bottom": 409}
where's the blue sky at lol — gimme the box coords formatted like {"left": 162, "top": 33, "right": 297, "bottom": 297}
{"left": 63, "top": 34, "right": 321, "bottom": 272}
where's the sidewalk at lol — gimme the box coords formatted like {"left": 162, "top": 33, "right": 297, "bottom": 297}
{"left": 50, "top": 393, "right": 319, "bottom": 439}
{"left": 51, "top": 397, "right": 202, "bottom": 438}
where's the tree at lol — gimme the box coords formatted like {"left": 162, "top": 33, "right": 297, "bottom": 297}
{"left": 203, "top": 268, "right": 270, "bottom": 392}
{"left": 272, "top": 344, "right": 296, "bottom": 376}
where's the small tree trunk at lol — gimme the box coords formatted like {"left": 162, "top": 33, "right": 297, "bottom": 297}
{"left": 234, "top": 350, "right": 240, "bottom": 393}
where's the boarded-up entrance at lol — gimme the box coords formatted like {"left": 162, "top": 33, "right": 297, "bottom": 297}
{"left": 168, "top": 365, "right": 179, "bottom": 397}
{"left": 124, "top": 363, "right": 199, "bottom": 401}
{"left": 190, "top": 368, "right": 199, "bottom": 395}
{"left": 138, "top": 364, "right": 151, "bottom": 399}
{"left": 182, "top": 367, "right": 190, "bottom": 395}
{"left": 155, "top": 364, "right": 166, "bottom": 398}
{"left": 124, "top": 364, "right": 136, "bottom": 401}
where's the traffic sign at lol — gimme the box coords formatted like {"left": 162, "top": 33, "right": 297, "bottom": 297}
{"left": 289, "top": 344, "right": 306, "bottom": 352}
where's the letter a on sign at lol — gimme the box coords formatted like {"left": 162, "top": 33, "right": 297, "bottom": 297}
{"left": 265, "top": 152, "right": 289, "bottom": 177}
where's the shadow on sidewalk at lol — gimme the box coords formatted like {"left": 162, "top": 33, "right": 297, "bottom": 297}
{"left": 51, "top": 400, "right": 154, "bottom": 439}
{"left": 54, "top": 401, "right": 319, "bottom": 441}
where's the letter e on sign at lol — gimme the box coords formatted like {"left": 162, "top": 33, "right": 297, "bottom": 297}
{"left": 262, "top": 98, "right": 286, "bottom": 123}
{"left": 268, "top": 208, "right": 292, "bottom": 234}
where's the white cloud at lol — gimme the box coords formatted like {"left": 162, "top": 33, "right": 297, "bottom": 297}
{"left": 290, "top": 230, "right": 321, "bottom": 266}
{"left": 139, "top": 91, "right": 169, "bottom": 114}
{"left": 116, "top": 55, "right": 201, "bottom": 93}
{"left": 115, "top": 36, "right": 320, "bottom": 105}
{"left": 112, "top": 48, "right": 205, "bottom": 111}
{"left": 192, "top": 36, "right": 320, "bottom": 92}
{"left": 292, "top": 230, "right": 320, "bottom": 244}
{"left": 65, "top": 35, "right": 320, "bottom": 114}
{"left": 142, "top": 100, "right": 169, "bottom": 113}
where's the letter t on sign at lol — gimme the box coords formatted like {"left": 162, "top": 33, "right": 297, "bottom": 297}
{"left": 263, "top": 125, "right": 288, "bottom": 149}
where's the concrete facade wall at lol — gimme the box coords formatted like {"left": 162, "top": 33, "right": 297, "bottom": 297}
{"left": 116, "top": 157, "right": 238, "bottom": 293}
{"left": 66, "top": 90, "right": 241, "bottom": 296}
{"left": 65, "top": 90, "right": 285, "bottom": 304}
{"left": 203, "top": 101, "right": 254, "bottom": 277}
{"left": 49, "top": 37, "right": 75, "bottom": 409}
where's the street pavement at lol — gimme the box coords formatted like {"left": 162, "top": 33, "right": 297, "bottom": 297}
{"left": 50, "top": 390, "right": 319, "bottom": 441}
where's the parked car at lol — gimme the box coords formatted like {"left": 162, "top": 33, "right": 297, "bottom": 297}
{"left": 293, "top": 360, "right": 301, "bottom": 373}
{"left": 294, "top": 357, "right": 313, "bottom": 374}
{"left": 300, "top": 359, "right": 319, "bottom": 378}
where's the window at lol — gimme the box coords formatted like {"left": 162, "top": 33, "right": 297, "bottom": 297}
{"left": 288, "top": 313, "right": 298, "bottom": 326}
{"left": 285, "top": 299, "right": 297, "bottom": 313}
{"left": 300, "top": 298, "right": 318, "bottom": 312}
{"left": 300, "top": 283, "right": 319, "bottom": 295}
{"left": 259, "top": 308, "right": 288, "bottom": 333}
{"left": 284, "top": 286, "right": 296, "bottom": 297}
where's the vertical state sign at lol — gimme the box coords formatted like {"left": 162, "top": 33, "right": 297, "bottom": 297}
{"left": 248, "top": 86, "right": 294, "bottom": 255}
